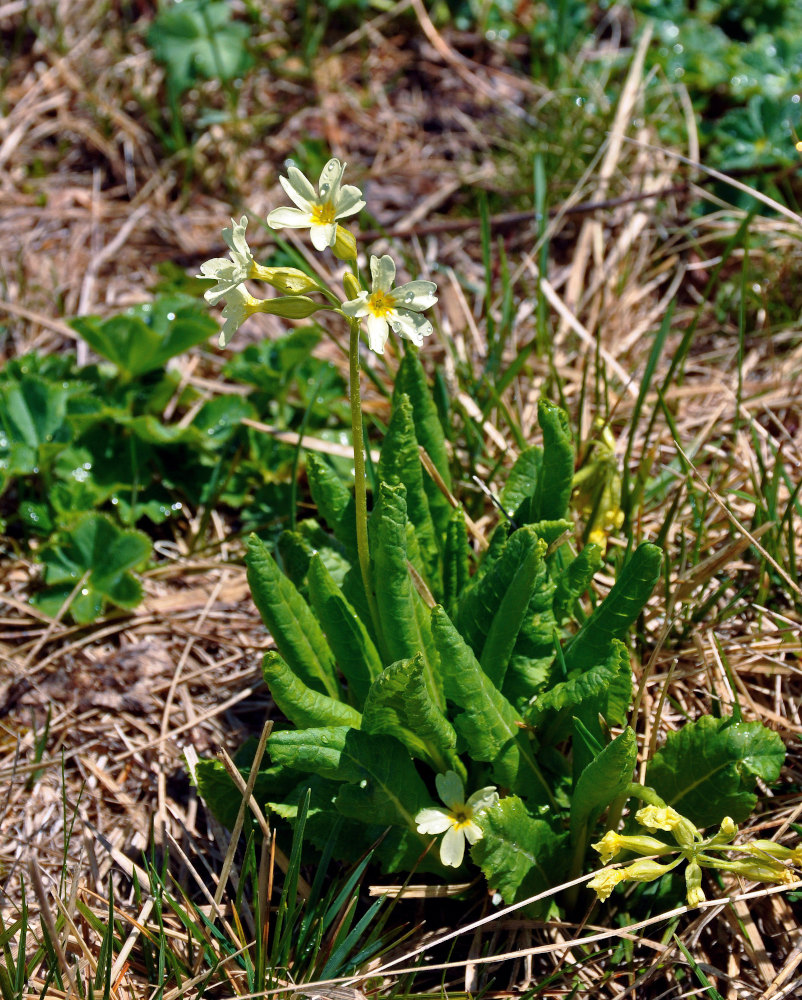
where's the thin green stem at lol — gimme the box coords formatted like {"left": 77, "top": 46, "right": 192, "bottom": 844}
{"left": 349, "top": 319, "right": 382, "bottom": 641}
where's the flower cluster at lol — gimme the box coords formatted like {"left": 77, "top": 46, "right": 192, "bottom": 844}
{"left": 196, "top": 158, "right": 437, "bottom": 353}
{"left": 589, "top": 800, "right": 801, "bottom": 908}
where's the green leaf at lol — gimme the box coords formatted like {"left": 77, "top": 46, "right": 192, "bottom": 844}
{"left": 646, "top": 717, "right": 786, "bottom": 827}
{"left": 472, "top": 796, "right": 568, "bottom": 909}
{"left": 193, "top": 755, "right": 298, "bottom": 832}
{"left": 262, "top": 652, "right": 362, "bottom": 730}
{"left": 443, "top": 509, "right": 471, "bottom": 619}
{"left": 0, "top": 376, "right": 69, "bottom": 453}
{"left": 378, "top": 393, "right": 440, "bottom": 593}
{"left": 70, "top": 297, "right": 216, "bottom": 379}
{"left": 306, "top": 452, "right": 358, "bottom": 560}
{"left": 306, "top": 553, "right": 383, "bottom": 709}
{"left": 533, "top": 399, "right": 574, "bottom": 522}
{"left": 147, "top": 0, "right": 252, "bottom": 94}
{"left": 499, "top": 446, "right": 542, "bottom": 522}
{"left": 361, "top": 654, "right": 458, "bottom": 772}
{"left": 570, "top": 726, "right": 637, "bottom": 845}
{"left": 33, "top": 512, "right": 151, "bottom": 624}
{"left": 563, "top": 542, "right": 662, "bottom": 673}
{"left": 526, "top": 640, "right": 631, "bottom": 743}
{"left": 370, "top": 482, "right": 442, "bottom": 707}
{"left": 552, "top": 543, "right": 603, "bottom": 622}
{"left": 246, "top": 534, "right": 339, "bottom": 700}
{"left": 269, "top": 726, "right": 359, "bottom": 781}
{"left": 456, "top": 526, "right": 546, "bottom": 686}
{"left": 431, "top": 607, "right": 550, "bottom": 801}
{"left": 393, "top": 351, "right": 452, "bottom": 540}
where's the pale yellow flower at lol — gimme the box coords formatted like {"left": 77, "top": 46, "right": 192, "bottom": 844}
{"left": 267, "top": 158, "right": 365, "bottom": 252}
{"left": 415, "top": 771, "right": 498, "bottom": 868}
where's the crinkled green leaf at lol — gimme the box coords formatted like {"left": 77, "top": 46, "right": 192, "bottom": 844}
{"left": 431, "top": 607, "right": 551, "bottom": 801}
{"left": 306, "top": 451, "right": 358, "bottom": 560}
{"left": 526, "top": 640, "right": 631, "bottom": 743}
{"left": 443, "top": 508, "right": 471, "bottom": 619}
{"left": 246, "top": 534, "right": 339, "bottom": 700}
{"left": 553, "top": 543, "right": 603, "bottom": 622}
{"left": 472, "top": 796, "right": 568, "bottom": 909}
{"left": 532, "top": 399, "right": 574, "bottom": 522}
{"left": 268, "top": 726, "right": 358, "bottom": 781}
{"left": 563, "top": 542, "right": 662, "bottom": 673}
{"left": 570, "top": 726, "right": 637, "bottom": 845}
{"left": 393, "top": 351, "right": 452, "bottom": 540}
{"left": 499, "top": 446, "right": 542, "bottom": 523}
{"left": 361, "top": 654, "right": 458, "bottom": 772}
{"left": 370, "top": 482, "right": 442, "bottom": 707}
{"left": 646, "top": 717, "right": 786, "bottom": 827}
{"left": 378, "top": 393, "right": 440, "bottom": 593}
{"left": 262, "top": 651, "right": 362, "bottom": 730}
{"left": 307, "top": 553, "right": 383, "bottom": 708}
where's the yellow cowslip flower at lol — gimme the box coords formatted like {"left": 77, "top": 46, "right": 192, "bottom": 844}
{"left": 592, "top": 829, "right": 674, "bottom": 865}
{"left": 588, "top": 867, "right": 629, "bottom": 901}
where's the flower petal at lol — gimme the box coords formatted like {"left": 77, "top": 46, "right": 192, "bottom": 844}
{"left": 310, "top": 222, "right": 337, "bottom": 251}
{"left": 391, "top": 280, "right": 438, "bottom": 311}
{"left": 334, "top": 184, "right": 365, "bottom": 219}
{"left": 366, "top": 312, "right": 390, "bottom": 354}
{"left": 370, "top": 254, "right": 396, "bottom": 292}
{"left": 415, "top": 807, "right": 452, "bottom": 835}
{"left": 435, "top": 771, "right": 464, "bottom": 810}
{"left": 462, "top": 821, "right": 484, "bottom": 845}
{"left": 388, "top": 308, "right": 433, "bottom": 346}
{"left": 224, "top": 216, "right": 251, "bottom": 262}
{"left": 318, "top": 158, "right": 345, "bottom": 202}
{"left": 440, "top": 825, "right": 466, "bottom": 867}
{"left": 267, "top": 206, "right": 313, "bottom": 230}
{"left": 341, "top": 292, "right": 370, "bottom": 317}
{"left": 280, "top": 166, "right": 316, "bottom": 210}
{"left": 466, "top": 787, "right": 499, "bottom": 814}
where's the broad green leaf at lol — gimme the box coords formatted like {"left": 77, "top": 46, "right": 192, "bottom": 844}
{"left": 246, "top": 534, "right": 339, "bottom": 700}
{"left": 526, "top": 640, "right": 631, "bottom": 744}
{"left": 472, "top": 796, "right": 568, "bottom": 909}
{"left": 307, "top": 553, "right": 383, "bottom": 708}
{"left": 393, "top": 351, "right": 452, "bottom": 540}
{"left": 70, "top": 297, "right": 215, "bottom": 379}
{"left": 146, "top": 0, "right": 252, "bottom": 94}
{"left": 370, "top": 482, "right": 442, "bottom": 707}
{"left": 646, "top": 717, "right": 786, "bottom": 827}
{"left": 193, "top": 755, "right": 298, "bottom": 832}
{"left": 262, "top": 652, "right": 362, "bottom": 730}
{"left": 563, "top": 543, "right": 662, "bottom": 673}
{"left": 361, "top": 654, "right": 458, "bottom": 772}
{"left": 456, "top": 525, "right": 545, "bottom": 682}
{"left": 552, "top": 543, "right": 603, "bottom": 622}
{"left": 443, "top": 509, "right": 471, "bottom": 619}
{"left": 533, "top": 399, "right": 574, "bottom": 522}
{"left": 499, "top": 446, "right": 542, "bottom": 522}
{"left": 33, "top": 512, "right": 151, "bottom": 624}
{"left": 378, "top": 393, "right": 440, "bottom": 593}
{"left": 502, "top": 554, "right": 558, "bottom": 709}
{"left": 431, "top": 607, "right": 551, "bottom": 802}
{"left": 0, "top": 376, "right": 70, "bottom": 453}
{"left": 306, "top": 451, "right": 357, "bottom": 560}
{"left": 570, "top": 726, "right": 637, "bottom": 846}
{"left": 268, "top": 726, "right": 359, "bottom": 781}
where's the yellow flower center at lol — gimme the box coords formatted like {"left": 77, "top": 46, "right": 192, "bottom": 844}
{"left": 451, "top": 807, "right": 472, "bottom": 830}
{"left": 311, "top": 201, "right": 337, "bottom": 225}
{"left": 367, "top": 289, "right": 395, "bottom": 317}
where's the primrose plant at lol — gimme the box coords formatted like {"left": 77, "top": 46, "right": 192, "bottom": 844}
{"left": 195, "top": 158, "right": 792, "bottom": 910}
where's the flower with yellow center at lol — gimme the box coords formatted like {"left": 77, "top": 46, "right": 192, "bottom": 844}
{"left": 267, "top": 158, "right": 365, "bottom": 252}
{"left": 341, "top": 254, "right": 438, "bottom": 355}
{"left": 415, "top": 771, "right": 498, "bottom": 868}
{"left": 587, "top": 867, "right": 628, "bottom": 902}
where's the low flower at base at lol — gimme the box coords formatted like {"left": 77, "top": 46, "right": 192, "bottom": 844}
{"left": 415, "top": 771, "right": 498, "bottom": 868}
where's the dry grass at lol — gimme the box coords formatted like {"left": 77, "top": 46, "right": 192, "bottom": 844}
{"left": 2, "top": 1, "right": 802, "bottom": 998}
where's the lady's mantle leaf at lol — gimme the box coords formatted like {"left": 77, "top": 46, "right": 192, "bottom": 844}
{"left": 646, "top": 716, "right": 785, "bottom": 828}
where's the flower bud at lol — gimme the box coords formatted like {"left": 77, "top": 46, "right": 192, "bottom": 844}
{"left": 720, "top": 857, "right": 796, "bottom": 885}
{"left": 331, "top": 225, "right": 357, "bottom": 262}
{"left": 251, "top": 264, "right": 321, "bottom": 295}
{"left": 342, "top": 272, "right": 362, "bottom": 301}
{"left": 256, "top": 295, "right": 324, "bottom": 319}
{"left": 622, "top": 858, "right": 675, "bottom": 884}
{"left": 685, "top": 861, "right": 705, "bottom": 907}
